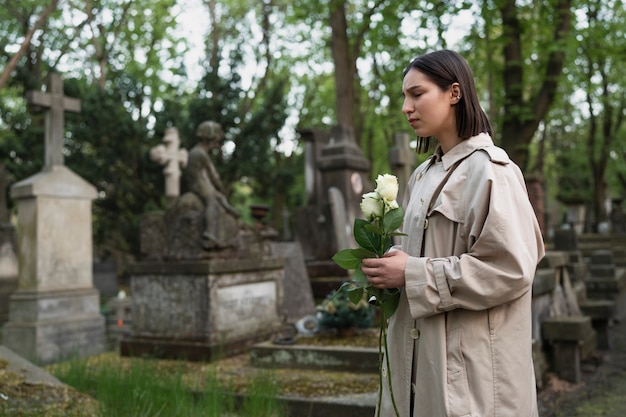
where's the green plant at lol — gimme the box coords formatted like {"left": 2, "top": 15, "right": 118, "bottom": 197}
{"left": 49, "top": 354, "right": 287, "bottom": 417}
{"left": 331, "top": 173, "right": 404, "bottom": 417}
{"left": 316, "top": 285, "right": 374, "bottom": 330}
{"left": 240, "top": 371, "right": 286, "bottom": 417}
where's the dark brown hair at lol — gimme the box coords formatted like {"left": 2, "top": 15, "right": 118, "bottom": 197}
{"left": 404, "top": 50, "right": 493, "bottom": 152}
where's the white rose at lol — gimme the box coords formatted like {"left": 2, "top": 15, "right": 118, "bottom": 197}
{"left": 385, "top": 199, "right": 399, "bottom": 213}
{"left": 360, "top": 192, "right": 383, "bottom": 219}
{"left": 375, "top": 174, "right": 399, "bottom": 202}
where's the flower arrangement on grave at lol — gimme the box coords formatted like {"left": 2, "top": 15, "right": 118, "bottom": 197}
{"left": 331, "top": 173, "right": 404, "bottom": 417}
{"left": 316, "top": 284, "right": 374, "bottom": 332}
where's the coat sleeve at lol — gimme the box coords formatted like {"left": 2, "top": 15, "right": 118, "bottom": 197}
{"left": 404, "top": 151, "right": 545, "bottom": 318}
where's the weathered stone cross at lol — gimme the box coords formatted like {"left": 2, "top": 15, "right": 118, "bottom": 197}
{"left": 26, "top": 73, "right": 81, "bottom": 169}
{"left": 150, "top": 127, "right": 188, "bottom": 199}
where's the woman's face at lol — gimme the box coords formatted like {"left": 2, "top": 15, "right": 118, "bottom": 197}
{"left": 401, "top": 68, "right": 458, "bottom": 141}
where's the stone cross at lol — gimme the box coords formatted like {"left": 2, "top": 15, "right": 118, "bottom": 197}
{"left": 26, "top": 73, "right": 81, "bottom": 169}
{"left": 150, "top": 127, "right": 188, "bottom": 199}
{"left": 389, "top": 132, "right": 415, "bottom": 203}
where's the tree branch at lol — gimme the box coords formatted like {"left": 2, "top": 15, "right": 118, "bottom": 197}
{"left": 0, "top": 0, "right": 60, "bottom": 90}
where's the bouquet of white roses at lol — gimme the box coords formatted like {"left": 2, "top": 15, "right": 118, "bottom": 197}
{"left": 332, "top": 173, "right": 403, "bottom": 417}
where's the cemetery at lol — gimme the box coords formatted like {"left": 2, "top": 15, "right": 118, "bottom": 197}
{"left": 2, "top": 1, "right": 626, "bottom": 416}
{"left": 1, "top": 71, "right": 626, "bottom": 416}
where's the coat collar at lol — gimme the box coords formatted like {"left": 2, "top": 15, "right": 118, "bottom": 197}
{"left": 431, "top": 133, "right": 495, "bottom": 170}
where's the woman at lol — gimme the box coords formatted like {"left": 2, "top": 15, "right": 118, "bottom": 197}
{"left": 361, "top": 50, "right": 545, "bottom": 416}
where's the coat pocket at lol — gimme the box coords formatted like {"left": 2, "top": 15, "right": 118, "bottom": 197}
{"left": 446, "top": 327, "right": 472, "bottom": 417}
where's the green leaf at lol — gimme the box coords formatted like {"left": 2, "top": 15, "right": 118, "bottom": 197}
{"left": 381, "top": 289, "right": 401, "bottom": 319}
{"left": 383, "top": 207, "right": 404, "bottom": 232}
{"left": 347, "top": 286, "right": 364, "bottom": 305}
{"left": 332, "top": 249, "right": 360, "bottom": 269}
{"left": 363, "top": 222, "right": 384, "bottom": 235}
{"left": 352, "top": 267, "right": 368, "bottom": 283}
{"left": 354, "top": 219, "right": 381, "bottom": 253}
{"left": 352, "top": 247, "right": 377, "bottom": 259}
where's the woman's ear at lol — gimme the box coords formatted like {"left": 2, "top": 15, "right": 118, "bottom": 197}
{"left": 450, "top": 83, "right": 462, "bottom": 104}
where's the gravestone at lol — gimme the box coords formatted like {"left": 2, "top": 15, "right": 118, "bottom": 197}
{"left": 268, "top": 241, "right": 315, "bottom": 322}
{"left": 389, "top": 132, "right": 415, "bottom": 203}
{"left": 149, "top": 127, "right": 188, "bottom": 203}
{"left": 2, "top": 73, "right": 105, "bottom": 365}
{"left": 125, "top": 121, "right": 285, "bottom": 361}
{"left": 586, "top": 249, "right": 626, "bottom": 319}
{"left": 92, "top": 261, "right": 118, "bottom": 299}
{"left": 141, "top": 121, "right": 245, "bottom": 260}
{"left": 0, "top": 164, "right": 18, "bottom": 324}
{"left": 535, "top": 252, "right": 596, "bottom": 383}
{"left": 610, "top": 198, "right": 626, "bottom": 235}
{"left": 294, "top": 125, "right": 371, "bottom": 279}
{"left": 121, "top": 258, "right": 284, "bottom": 361}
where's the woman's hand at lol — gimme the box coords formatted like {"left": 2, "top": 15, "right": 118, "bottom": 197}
{"left": 361, "top": 250, "right": 409, "bottom": 289}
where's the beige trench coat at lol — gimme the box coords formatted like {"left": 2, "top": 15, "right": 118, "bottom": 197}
{"left": 377, "top": 133, "right": 545, "bottom": 417}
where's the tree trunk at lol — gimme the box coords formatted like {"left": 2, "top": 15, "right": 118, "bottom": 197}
{"left": 499, "top": 0, "right": 572, "bottom": 170}
{"left": 329, "top": 2, "right": 356, "bottom": 140}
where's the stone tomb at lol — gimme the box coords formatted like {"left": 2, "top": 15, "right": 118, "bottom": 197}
{"left": 121, "top": 257, "right": 284, "bottom": 361}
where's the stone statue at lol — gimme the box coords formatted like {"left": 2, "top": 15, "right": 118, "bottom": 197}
{"left": 183, "top": 121, "right": 240, "bottom": 249}
{"left": 141, "top": 121, "right": 265, "bottom": 260}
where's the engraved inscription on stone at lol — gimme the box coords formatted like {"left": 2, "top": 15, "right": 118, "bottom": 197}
{"left": 216, "top": 281, "right": 277, "bottom": 337}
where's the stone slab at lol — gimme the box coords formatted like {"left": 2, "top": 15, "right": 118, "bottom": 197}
{"left": 589, "top": 264, "right": 616, "bottom": 278}
{"left": 0, "top": 345, "right": 64, "bottom": 386}
{"left": 542, "top": 316, "right": 594, "bottom": 342}
{"left": 538, "top": 251, "right": 569, "bottom": 269}
{"left": 269, "top": 241, "right": 316, "bottom": 322}
{"left": 250, "top": 341, "right": 379, "bottom": 373}
{"left": 580, "top": 299, "right": 615, "bottom": 319}
{"left": 590, "top": 249, "right": 614, "bottom": 265}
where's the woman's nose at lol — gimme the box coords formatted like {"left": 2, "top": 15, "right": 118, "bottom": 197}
{"left": 402, "top": 99, "right": 412, "bottom": 115}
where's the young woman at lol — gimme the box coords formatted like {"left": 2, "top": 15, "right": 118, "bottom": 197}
{"left": 361, "top": 50, "right": 545, "bottom": 416}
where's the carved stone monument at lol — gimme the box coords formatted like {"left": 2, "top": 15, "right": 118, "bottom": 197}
{"left": 0, "top": 164, "right": 18, "bottom": 324}
{"left": 294, "top": 125, "right": 371, "bottom": 283}
{"left": 149, "top": 127, "right": 188, "bottom": 203}
{"left": 124, "top": 121, "right": 284, "bottom": 361}
{"left": 141, "top": 121, "right": 248, "bottom": 260}
{"left": 2, "top": 73, "right": 105, "bottom": 364}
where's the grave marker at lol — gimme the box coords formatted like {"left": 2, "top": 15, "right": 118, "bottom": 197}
{"left": 26, "top": 73, "right": 80, "bottom": 169}
{"left": 3, "top": 73, "right": 104, "bottom": 364}
{"left": 150, "top": 127, "right": 188, "bottom": 200}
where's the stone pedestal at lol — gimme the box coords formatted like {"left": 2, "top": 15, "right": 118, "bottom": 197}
{"left": 542, "top": 316, "right": 596, "bottom": 383}
{"left": 3, "top": 166, "right": 105, "bottom": 365}
{"left": 121, "top": 256, "right": 284, "bottom": 361}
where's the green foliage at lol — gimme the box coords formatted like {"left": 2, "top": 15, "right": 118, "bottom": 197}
{"left": 316, "top": 285, "right": 375, "bottom": 330}
{"left": 2, "top": 0, "right": 626, "bottom": 256}
{"left": 50, "top": 355, "right": 285, "bottom": 417}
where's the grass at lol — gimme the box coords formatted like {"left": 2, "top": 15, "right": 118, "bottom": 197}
{"left": 46, "top": 354, "right": 286, "bottom": 417}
